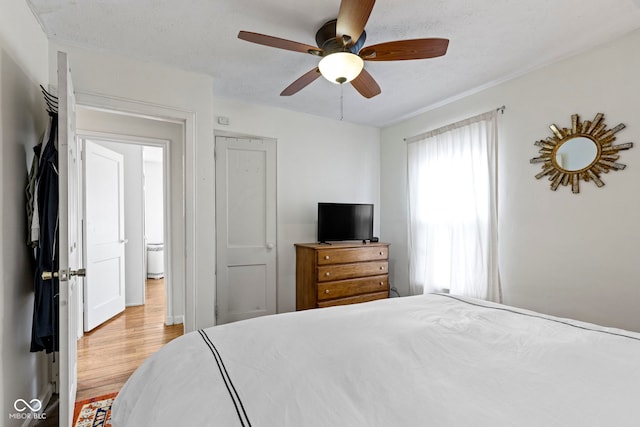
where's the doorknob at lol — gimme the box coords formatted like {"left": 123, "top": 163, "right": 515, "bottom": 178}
{"left": 41, "top": 271, "right": 58, "bottom": 280}
{"left": 266, "top": 243, "right": 275, "bottom": 250}
{"left": 120, "top": 239, "right": 129, "bottom": 244}
{"left": 42, "top": 268, "right": 86, "bottom": 281}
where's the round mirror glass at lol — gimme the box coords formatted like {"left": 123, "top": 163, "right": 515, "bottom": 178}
{"left": 554, "top": 136, "right": 598, "bottom": 171}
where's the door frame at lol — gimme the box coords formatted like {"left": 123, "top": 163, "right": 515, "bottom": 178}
{"left": 77, "top": 130, "right": 175, "bottom": 327}
{"left": 74, "top": 92, "right": 196, "bottom": 332}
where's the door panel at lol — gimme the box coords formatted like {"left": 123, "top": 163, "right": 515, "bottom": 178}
{"left": 83, "top": 140, "right": 126, "bottom": 331}
{"left": 215, "top": 136, "right": 277, "bottom": 324}
{"left": 228, "top": 264, "right": 268, "bottom": 315}
{"left": 57, "top": 50, "right": 80, "bottom": 427}
{"left": 227, "top": 149, "right": 267, "bottom": 246}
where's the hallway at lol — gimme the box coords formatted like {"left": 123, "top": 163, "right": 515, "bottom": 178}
{"left": 76, "top": 278, "right": 183, "bottom": 400}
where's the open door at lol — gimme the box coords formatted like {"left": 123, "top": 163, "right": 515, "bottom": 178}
{"left": 57, "top": 51, "right": 81, "bottom": 427}
{"left": 83, "top": 140, "right": 126, "bottom": 331}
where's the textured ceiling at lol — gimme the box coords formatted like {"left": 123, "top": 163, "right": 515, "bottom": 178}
{"left": 27, "top": 0, "right": 640, "bottom": 127}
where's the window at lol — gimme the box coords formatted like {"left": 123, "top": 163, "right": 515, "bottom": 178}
{"left": 406, "top": 111, "right": 500, "bottom": 302}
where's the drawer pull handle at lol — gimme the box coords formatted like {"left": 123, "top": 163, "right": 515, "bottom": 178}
{"left": 379, "top": 282, "right": 384, "bottom": 286}
{"left": 325, "top": 272, "right": 331, "bottom": 276}
{"left": 324, "top": 255, "right": 330, "bottom": 260}
{"left": 379, "top": 251, "right": 383, "bottom": 255}
{"left": 325, "top": 289, "right": 330, "bottom": 294}
{"left": 379, "top": 266, "right": 384, "bottom": 270}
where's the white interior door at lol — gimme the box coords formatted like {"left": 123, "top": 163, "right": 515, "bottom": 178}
{"left": 83, "top": 140, "right": 126, "bottom": 331}
{"left": 215, "top": 136, "right": 277, "bottom": 324}
{"left": 57, "top": 50, "right": 80, "bottom": 427}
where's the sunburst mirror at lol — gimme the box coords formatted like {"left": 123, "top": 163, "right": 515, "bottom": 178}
{"left": 530, "top": 113, "right": 634, "bottom": 193}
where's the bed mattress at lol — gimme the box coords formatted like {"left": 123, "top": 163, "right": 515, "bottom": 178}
{"left": 112, "top": 293, "right": 640, "bottom": 426}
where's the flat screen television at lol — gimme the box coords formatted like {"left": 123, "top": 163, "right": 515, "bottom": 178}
{"left": 317, "top": 202, "right": 374, "bottom": 243}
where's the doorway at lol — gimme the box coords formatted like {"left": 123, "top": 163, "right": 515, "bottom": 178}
{"left": 74, "top": 106, "right": 185, "bottom": 399}
{"left": 75, "top": 106, "right": 186, "bottom": 327}
{"left": 79, "top": 136, "right": 171, "bottom": 324}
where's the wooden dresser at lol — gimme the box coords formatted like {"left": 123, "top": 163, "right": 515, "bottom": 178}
{"left": 295, "top": 242, "right": 390, "bottom": 310}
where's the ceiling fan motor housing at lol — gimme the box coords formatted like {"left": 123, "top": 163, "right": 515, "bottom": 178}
{"left": 315, "top": 19, "right": 366, "bottom": 55}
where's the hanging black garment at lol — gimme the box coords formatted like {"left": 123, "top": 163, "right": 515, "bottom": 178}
{"left": 30, "top": 114, "right": 59, "bottom": 353}
{"left": 26, "top": 118, "right": 52, "bottom": 249}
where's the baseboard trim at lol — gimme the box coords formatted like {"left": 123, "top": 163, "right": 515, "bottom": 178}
{"left": 24, "top": 382, "right": 53, "bottom": 427}
{"left": 166, "top": 314, "right": 184, "bottom": 326}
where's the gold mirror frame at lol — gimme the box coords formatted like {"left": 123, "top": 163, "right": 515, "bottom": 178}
{"left": 530, "top": 113, "right": 634, "bottom": 193}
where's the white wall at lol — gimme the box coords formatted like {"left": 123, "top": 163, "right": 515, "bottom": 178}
{"left": 0, "top": 0, "right": 51, "bottom": 423}
{"left": 381, "top": 29, "right": 640, "bottom": 332}
{"left": 213, "top": 97, "right": 381, "bottom": 313}
{"left": 93, "top": 140, "right": 146, "bottom": 307}
{"left": 49, "top": 43, "right": 215, "bottom": 329}
{"left": 144, "top": 149, "right": 164, "bottom": 244}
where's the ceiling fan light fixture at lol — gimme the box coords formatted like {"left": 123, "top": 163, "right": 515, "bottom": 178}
{"left": 318, "top": 52, "right": 364, "bottom": 84}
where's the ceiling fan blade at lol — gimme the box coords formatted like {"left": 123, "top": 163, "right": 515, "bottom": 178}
{"left": 351, "top": 69, "right": 381, "bottom": 99}
{"left": 280, "top": 68, "right": 322, "bottom": 96}
{"left": 336, "top": 0, "right": 375, "bottom": 43}
{"left": 238, "top": 31, "right": 323, "bottom": 55}
{"left": 360, "top": 38, "right": 449, "bottom": 61}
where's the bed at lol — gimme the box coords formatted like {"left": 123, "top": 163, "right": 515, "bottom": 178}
{"left": 112, "top": 293, "right": 640, "bottom": 426}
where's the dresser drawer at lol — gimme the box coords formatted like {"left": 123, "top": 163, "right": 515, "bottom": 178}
{"left": 317, "top": 291, "right": 389, "bottom": 308}
{"left": 317, "top": 246, "right": 388, "bottom": 265}
{"left": 317, "top": 275, "right": 389, "bottom": 301}
{"left": 317, "top": 261, "right": 388, "bottom": 282}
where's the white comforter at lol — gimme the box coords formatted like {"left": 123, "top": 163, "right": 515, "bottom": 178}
{"left": 112, "top": 294, "right": 640, "bottom": 426}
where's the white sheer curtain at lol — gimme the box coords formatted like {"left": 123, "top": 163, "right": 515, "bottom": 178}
{"left": 406, "top": 110, "right": 500, "bottom": 302}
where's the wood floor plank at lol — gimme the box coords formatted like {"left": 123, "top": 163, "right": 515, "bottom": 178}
{"left": 76, "top": 278, "right": 183, "bottom": 401}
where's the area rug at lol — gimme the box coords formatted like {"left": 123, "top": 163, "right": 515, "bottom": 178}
{"left": 73, "top": 392, "right": 117, "bottom": 427}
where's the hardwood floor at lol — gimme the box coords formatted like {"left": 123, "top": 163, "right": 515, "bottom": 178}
{"left": 76, "top": 278, "right": 183, "bottom": 401}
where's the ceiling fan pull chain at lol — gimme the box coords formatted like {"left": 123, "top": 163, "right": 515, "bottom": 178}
{"left": 340, "top": 83, "right": 344, "bottom": 121}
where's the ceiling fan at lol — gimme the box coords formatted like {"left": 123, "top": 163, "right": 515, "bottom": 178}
{"left": 237, "top": 0, "right": 449, "bottom": 99}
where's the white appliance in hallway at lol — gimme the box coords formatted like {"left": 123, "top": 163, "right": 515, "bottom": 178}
{"left": 146, "top": 243, "right": 164, "bottom": 279}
